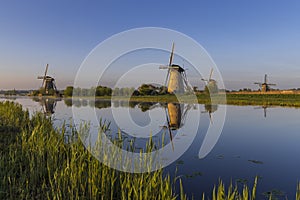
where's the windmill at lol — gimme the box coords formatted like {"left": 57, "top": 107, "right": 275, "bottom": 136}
{"left": 162, "top": 103, "right": 192, "bottom": 150}
{"left": 201, "top": 68, "right": 218, "bottom": 94}
{"left": 254, "top": 74, "right": 276, "bottom": 92}
{"left": 159, "top": 43, "right": 191, "bottom": 94}
{"left": 37, "top": 64, "right": 59, "bottom": 95}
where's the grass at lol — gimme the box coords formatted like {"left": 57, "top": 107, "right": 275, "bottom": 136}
{"left": 69, "top": 93, "right": 300, "bottom": 108}
{"left": 209, "top": 177, "right": 257, "bottom": 200}
{"left": 1, "top": 101, "right": 299, "bottom": 199}
{"left": 0, "top": 101, "right": 183, "bottom": 200}
{"left": 224, "top": 93, "right": 300, "bottom": 107}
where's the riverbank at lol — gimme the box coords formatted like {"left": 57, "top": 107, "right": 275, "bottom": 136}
{"left": 1, "top": 101, "right": 300, "bottom": 199}
{"left": 0, "top": 101, "right": 182, "bottom": 200}
{"left": 89, "top": 93, "right": 300, "bottom": 107}
{"left": 3, "top": 93, "right": 300, "bottom": 107}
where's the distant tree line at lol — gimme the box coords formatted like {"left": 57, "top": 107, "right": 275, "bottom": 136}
{"left": 63, "top": 86, "right": 136, "bottom": 97}
{"left": 63, "top": 84, "right": 169, "bottom": 97}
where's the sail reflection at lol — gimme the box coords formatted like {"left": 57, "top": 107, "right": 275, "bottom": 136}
{"left": 202, "top": 104, "right": 218, "bottom": 123}
{"left": 254, "top": 105, "right": 269, "bottom": 118}
{"left": 32, "top": 97, "right": 61, "bottom": 116}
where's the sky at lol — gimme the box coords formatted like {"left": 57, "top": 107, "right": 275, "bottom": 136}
{"left": 0, "top": 0, "right": 300, "bottom": 90}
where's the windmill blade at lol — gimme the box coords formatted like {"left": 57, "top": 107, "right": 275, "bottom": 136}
{"left": 268, "top": 83, "right": 276, "bottom": 86}
{"left": 182, "top": 76, "right": 190, "bottom": 91}
{"left": 254, "top": 106, "right": 263, "bottom": 109}
{"left": 209, "top": 112, "right": 213, "bottom": 124}
{"left": 264, "top": 74, "right": 267, "bottom": 84}
{"left": 159, "top": 65, "right": 169, "bottom": 69}
{"left": 168, "top": 42, "right": 175, "bottom": 66}
{"left": 182, "top": 72, "right": 192, "bottom": 92}
{"left": 254, "top": 82, "right": 262, "bottom": 86}
{"left": 180, "top": 104, "right": 192, "bottom": 127}
{"left": 164, "top": 70, "right": 170, "bottom": 86}
{"left": 164, "top": 108, "right": 174, "bottom": 151}
{"left": 42, "top": 64, "right": 49, "bottom": 88}
{"left": 42, "top": 79, "right": 46, "bottom": 88}
{"left": 201, "top": 79, "right": 208, "bottom": 85}
{"left": 163, "top": 43, "right": 175, "bottom": 87}
{"left": 209, "top": 68, "right": 214, "bottom": 80}
{"left": 53, "top": 80, "right": 57, "bottom": 91}
{"left": 44, "top": 64, "right": 49, "bottom": 77}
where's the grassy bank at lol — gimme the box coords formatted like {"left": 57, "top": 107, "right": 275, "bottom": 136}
{"left": 1, "top": 101, "right": 299, "bottom": 199}
{"left": 225, "top": 93, "right": 300, "bottom": 107}
{"left": 47, "top": 93, "right": 300, "bottom": 107}
{"left": 0, "top": 101, "right": 182, "bottom": 200}
{"left": 83, "top": 93, "right": 300, "bottom": 107}
{"left": 109, "top": 93, "right": 300, "bottom": 107}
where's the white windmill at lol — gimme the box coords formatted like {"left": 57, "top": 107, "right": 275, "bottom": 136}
{"left": 159, "top": 43, "right": 191, "bottom": 94}
{"left": 201, "top": 68, "right": 218, "bottom": 94}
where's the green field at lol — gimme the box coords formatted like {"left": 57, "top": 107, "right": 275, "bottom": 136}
{"left": 89, "top": 93, "right": 300, "bottom": 108}
{"left": 225, "top": 93, "right": 300, "bottom": 107}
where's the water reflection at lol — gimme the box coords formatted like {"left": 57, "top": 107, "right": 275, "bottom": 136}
{"left": 165, "top": 103, "right": 193, "bottom": 130}
{"left": 29, "top": 98, "right": 222, "bottom": 163}
{"left": 2, "top": 97, "right": 297, "bottom": 198}
{"left": 202, "top": 104, "right": 218, "bottom": 123}
{"left": 254, "top": 105, "right": 269, "bottom": 118}
{"left": 138, "top": 102, "right": 158, "bottom": 112}
{"left": 32, "top": 97, "right": 61, "bottom": 116}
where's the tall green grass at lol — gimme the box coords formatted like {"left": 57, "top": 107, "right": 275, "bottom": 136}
{"left": 206, "top": 177, "right": 257, "bottom": 200}
{"left": 0, "top": 101, "right": 183, "bottom": 200}
{"left": 1, "top": 101, "right": 299, "bottom": 199}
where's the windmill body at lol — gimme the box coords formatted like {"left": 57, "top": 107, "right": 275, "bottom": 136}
{"left": 201, "top": 69, "right": 219, "bottom": 94}
{"left": 254, "top": 74, "right": 276, "bottom": 92}
{"left": 168, "top": 65, "right": 185, "bottom": 94}
{"left": 37, "top": 64, "right": 59, "bottom": 95}
{"left": 159, "top": 43, "right": 191, "bottom": 94}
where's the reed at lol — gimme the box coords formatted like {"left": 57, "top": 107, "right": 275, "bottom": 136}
{"left": 0, "top": 101, "right": 183, "bottom": 200}
{"left": 206, "top": 177, "right": 257, "bottom": 200}
{"left": 1, "top": 101, "right": 300, "bottom": 200}
{"left": 297, "top": 182, "right": 300, "bottom": 200}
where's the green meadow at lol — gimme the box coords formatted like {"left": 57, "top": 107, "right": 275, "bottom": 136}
{"left": 92, "top": 93, "right": 300, "bottom": 108}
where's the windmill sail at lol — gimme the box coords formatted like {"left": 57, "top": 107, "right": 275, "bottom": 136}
{"left": 201, "top": 68, "right": 218, "bottom": 94}
{"left": 159, "top": 42, "right": 191, "bottom": 94}
{"left": 37, "top": 64, "right": 59, "bottom": 96}
{"left": 254, "top": 74, "right": 276, "bottom": 92}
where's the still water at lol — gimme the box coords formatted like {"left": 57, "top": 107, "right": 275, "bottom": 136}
{"left": 1, "top": 97, "right": 300, "bottom": 199}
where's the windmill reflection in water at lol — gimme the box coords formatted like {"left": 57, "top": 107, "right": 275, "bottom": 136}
{"left": 201, "top": 104, "right": 218, "bottom": 124}
{"left": 32, "top": 97, "right": 61, "bottom": 116}
{"left": 160, "top": 103, "right": 193, "bottom": 150}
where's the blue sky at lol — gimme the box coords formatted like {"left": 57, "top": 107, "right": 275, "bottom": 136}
{"left": 0, "top": 1, "right": 299, "bottom": 90}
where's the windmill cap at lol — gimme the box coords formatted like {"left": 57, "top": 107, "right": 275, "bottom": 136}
{"left": 171, "top": 64, "right": 185, "bottom": 72}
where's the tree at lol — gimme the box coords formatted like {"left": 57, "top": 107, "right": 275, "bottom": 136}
{"left": 138, "top": 84, "right": 158, "bottom": 96}
{"left": 95, "top": 86, "right": 112, "bottom": 96}
{"left": 64, "top": 86, "right": 74, "bottom": 97}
